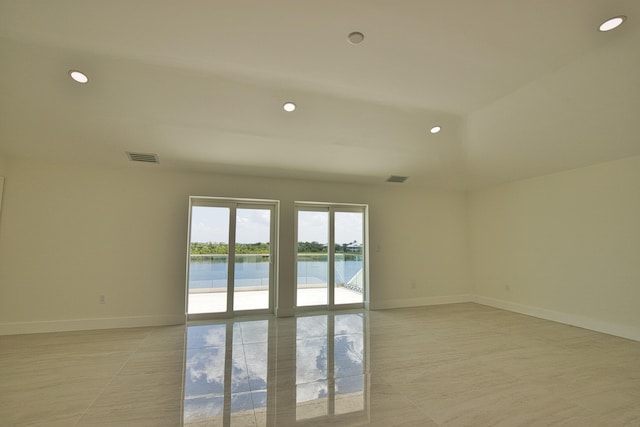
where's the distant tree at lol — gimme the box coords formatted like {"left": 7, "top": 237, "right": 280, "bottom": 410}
{"left": 297, "top": 241, "right": 327, "bottom": 253}
{"left": 191, "top": 242, "right": 271, "bottom": 255}
{"left": 190, "top": 242, "right": 228, "bottom": 254}
{"left": 236, "top": 242, "right": 270, "bottom": 254}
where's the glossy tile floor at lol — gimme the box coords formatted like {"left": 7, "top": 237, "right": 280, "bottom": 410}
{"left": 2, "top": 303, "right": 640, "bottom": 426}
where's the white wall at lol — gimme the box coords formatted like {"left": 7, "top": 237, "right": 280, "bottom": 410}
{"left": 469, "top": 155, "right": 640, "bottom": 340}
{"left": 3, "top": 154, "right": 639, "bottom": 339}
{"left": 0, "top": 152, "right": 7, "bottom": 175}
{"left": 0, "top": 158, "right": 469, "bottom": 334}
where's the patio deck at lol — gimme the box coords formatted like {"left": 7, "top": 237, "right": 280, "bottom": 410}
{"left": 188, "top": 287, "right": 363, "bottom": 313}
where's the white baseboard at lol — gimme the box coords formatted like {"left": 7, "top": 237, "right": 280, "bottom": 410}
{"left": 4, "top": 297, "right": 637, "bottom": 342}
{"left": 473, "top": 295, "right": 640, "bottom": 342}
{"left": 0, "top": 314, "right": 186, "bottom": 336}
{"left": 369, "top": 294, "right": 473, "bottom": 310}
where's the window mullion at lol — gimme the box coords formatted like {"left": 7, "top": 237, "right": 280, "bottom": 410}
{"left": 328, "top": 208, "right": 335, "bottom": 309}
{"left": 227, "top": 205, "right": 237, "bottom": 314}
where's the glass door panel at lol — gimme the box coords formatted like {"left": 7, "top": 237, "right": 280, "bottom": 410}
{"left": 233, "top": 208, "right": 272, "bottom": 311}
{"left": 187, "top": 198, "right": 277, "bottom": 317}
{"left": 188, "top": 206, "right": 230, "bottom": 314}
{"left": 295, "top": 206, "right": 367, "bottom": 309}
{"left": 296, "top": 210, "right": 329, "bottom": 307}
{"left": 334, "top": 212, "right": 364, "bottom": 305}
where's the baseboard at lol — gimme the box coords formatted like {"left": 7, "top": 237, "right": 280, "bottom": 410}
{"left": 473, "top": 295, "right": 640, "bottom": 342}
{"left": 4, "top": 297, "right": 636, "bottom": 342}
{"left": 369, "top": 294, "right": 473, "bottom": 310}
{"left": 0, "top": 314, "right": 186, "bottom": 336}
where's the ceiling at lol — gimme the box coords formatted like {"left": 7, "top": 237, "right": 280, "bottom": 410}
{"left": 1, "top": 0, "right": 639, "bottom": 190}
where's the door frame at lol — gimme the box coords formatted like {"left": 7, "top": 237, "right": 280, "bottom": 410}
{"left": 186, "top": 196, "right": 279, "bottom": 320}
{"left": 294, "top": 202, "right": 369, "bottom": 312}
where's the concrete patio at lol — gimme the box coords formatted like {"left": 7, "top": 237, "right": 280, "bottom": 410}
{"left": 188, "top": 286, "right": 363, "bottom": 313}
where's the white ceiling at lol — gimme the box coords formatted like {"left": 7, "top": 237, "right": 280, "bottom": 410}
{"left": 1, "top": 0, "right": 639, "bottom": 189}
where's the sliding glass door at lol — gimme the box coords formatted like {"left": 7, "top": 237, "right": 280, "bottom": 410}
{"left": 334, "top": 211, "right": 365, "bottom": 305}
{"left": 188, "top": 206, "right": 231, "bottom": 314}
{"left": 296, "top": 209, "right": 329, "bottom": 307}
{"left": 296, "top": 204, "right": 367, "bottom": 309}
{"left": 187, "top": 198, "right": 277, "bottom": 318}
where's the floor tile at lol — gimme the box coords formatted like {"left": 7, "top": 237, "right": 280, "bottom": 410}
{"left": 3, "top": 303, "right": 640, "bottom": 426}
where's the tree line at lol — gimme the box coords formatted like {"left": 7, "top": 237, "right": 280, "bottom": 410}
{"left": 190, "top": 242, "right": 269, "bottom": 254}
{"left": 299, "top": 241, "right": 362, "bottom": 254}
{"left": 191, "top": 241, "right": 361, "bottom": 255}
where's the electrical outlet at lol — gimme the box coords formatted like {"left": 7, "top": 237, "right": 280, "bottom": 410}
{"left": 411, "top": 280, "right": 417, "bottom": 289}
{"left": 98, "top": 295, "right": 106, "bottom": 304}
{"left": 505, "top": 284, "right": 511, "bottom": 292}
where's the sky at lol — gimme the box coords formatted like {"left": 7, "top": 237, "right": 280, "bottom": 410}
{"left": 190, "top": 207, "right": 363, "bottom": 244}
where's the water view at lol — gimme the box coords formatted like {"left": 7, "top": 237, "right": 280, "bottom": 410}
{"left": 187, "top": 205, "right": 366, "bottom": 312}
{"left": 189, "top": 254, "right": 364, "bottom": 291}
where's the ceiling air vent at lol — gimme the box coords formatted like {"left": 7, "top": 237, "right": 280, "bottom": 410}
{"left": 127, "top": 152, "right": 159, "bottom": 164}
{"left": 386, "top": 175, "right": 408, "bottom": 183}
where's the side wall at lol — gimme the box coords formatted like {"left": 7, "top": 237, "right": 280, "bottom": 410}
{"left": 0, "top": 154, "right": 6, "bottom": 175}
{"left": 469, "top": 155, "right": 640, "bottom": 341}
{"left": 0, "top": 153, "right": 6, "bottom": 217}
{"left": 0, "top": 159, "right": 469, "bottom": 334}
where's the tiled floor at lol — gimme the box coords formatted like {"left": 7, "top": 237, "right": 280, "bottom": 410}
{"left": 2, "top": 303, "right": 640, "bottom": 426}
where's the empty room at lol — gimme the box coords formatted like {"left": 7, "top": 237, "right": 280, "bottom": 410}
{"left": 1, "top": 1, "right": 639, "bottom": 426}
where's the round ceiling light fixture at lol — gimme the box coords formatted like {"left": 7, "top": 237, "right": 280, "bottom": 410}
{"left": 430, "top": 126, "right": 442, "bottom": 134}
{"left": 599, "top": 15, "right": 626, "bottom": 32}
{"left": 347, "top": 31, "right": 365, "bottom": 45}
{"left": 283, "top": 102, "right": 296, "bottom": 112}
{"left": 69, "top": 70, "right": 89, "bottom": 83}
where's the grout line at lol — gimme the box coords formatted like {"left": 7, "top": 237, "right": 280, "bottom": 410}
{"left": 72, "top": 328, "right": 156, "bottom": 425}
{"left": 238, "top": 321, "right": 262, "bottom": 426}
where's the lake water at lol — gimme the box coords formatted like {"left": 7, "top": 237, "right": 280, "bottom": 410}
{"left": 188, "top": 255, "right": 363, "bottom": 289}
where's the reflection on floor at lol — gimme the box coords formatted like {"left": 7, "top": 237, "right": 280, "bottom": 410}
{"left": 2, "top": 303, "right": 640, "bottom": 426}
{"left": 184, "top": 312, "right": 367, "bottom": 426}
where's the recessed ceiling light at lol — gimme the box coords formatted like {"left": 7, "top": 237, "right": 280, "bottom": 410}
{"left": 347, "top": 31, "right": 365, "bottom": 45}
{"left": 69, "top": 70, "right": 89, "bottom": 83}
{"left": 599, "top": 15, "right": 626, "bottom": 32}
{"left": 430, "top": 126, "right": 442, "bottom": 134}
{"left": 283, "top": 102, "right": 296, "bottom": 112}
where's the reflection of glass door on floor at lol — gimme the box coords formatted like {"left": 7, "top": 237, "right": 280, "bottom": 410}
{"left": 296, "top": 205, "right": 367, "bottom": 309}
{"left": 183, "top": 318, "right": 275, "bottom": 425}
{"left": 296, "top": 313, "right": 367, "bottom": 421}
{"left": 187, "top": 198, "right": 277, "bottom": 318}
{"left": 182, "top": 312, "right": 368, "bottom": 425}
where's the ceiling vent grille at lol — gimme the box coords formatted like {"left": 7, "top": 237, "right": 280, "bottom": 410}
{"left": 386, "top": 175, "right": 408, "bottom": 183}
{"left": 127, "top": 152, "right": 159, "bottom": 164}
